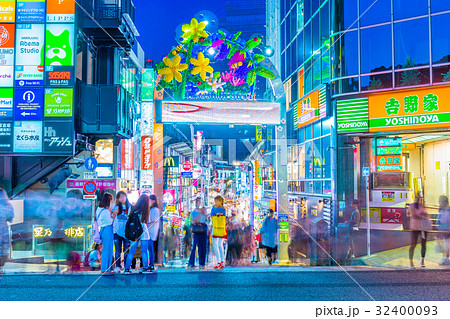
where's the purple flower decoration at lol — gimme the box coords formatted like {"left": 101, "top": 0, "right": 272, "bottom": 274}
{"left": 216, "top": 44, "right": 230, "bottom": 60}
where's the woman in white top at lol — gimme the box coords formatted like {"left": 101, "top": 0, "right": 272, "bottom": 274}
{"left": 95, "top": 193, "right": 116, "bottom": 275}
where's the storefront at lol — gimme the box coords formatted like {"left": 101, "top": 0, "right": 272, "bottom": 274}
{"left": 336, "top": 84, "right": 450, "bottom": 254}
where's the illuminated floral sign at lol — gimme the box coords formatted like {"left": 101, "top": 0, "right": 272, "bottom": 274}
{"left": 156, "top": 17, "right": 275, "bottom": 100}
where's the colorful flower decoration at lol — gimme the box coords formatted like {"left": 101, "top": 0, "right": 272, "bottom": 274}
{"left": 158, "top": 54, "right": 188, "bottom": 83}
{"left": 208, "top": 78, "right": 225, "bottom": 92}
{"left": 228, "top": 51, "right": 245, "bottom": 69}
{"left": 230, "top": 77, "right": 245, "bottom": 87}
{"left": 221, "top": 70, "right": 235, "bottom": 82}
{"left": 182, "top": 18, "right": 209, "bottom": 43}
{"left": 190, "top": 52, "right": 214, "bottom": 81}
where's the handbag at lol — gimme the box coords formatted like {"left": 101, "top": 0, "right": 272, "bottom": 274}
{"left": 212, "top": 215, "right": 227, "bottom": 237}
{"left": 420, "top": 218, "right": 432, "bottom": 231}
{"left": 192, "top": 224, "right": 205, "bottom": 234}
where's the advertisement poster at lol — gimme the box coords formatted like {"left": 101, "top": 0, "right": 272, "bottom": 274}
{"left": 46, "top": 0, "right": 75, "bottom": 23}
{"left": 15, "top": 24, "right": 45, "bottom": 86}
{"left": 43, "top": 121, "right": 73, "bottom": 153}
{"left": 0, "top": 1, "right": 15, "bottom": 22}
{"left": 121, "top": 139, "right": 134, "bottom": 170}
{"left": 163, "top": 189, "right": 175, "bottom": 205}
{"left": 141, "top": 136, "right": 153, "bottom": 170}
{"left": 14, "top": 88, "right": 44, "bottom": 120}
{"left": 0, "top": 87, "right": 13, "bottom": 118}
{"left": 13, "top": 120, "right": 42, "bottom": 152}
{"left": 45, "top": 24, "right": 74, "bottom": 66}
{"left": 44, "top": 88, "right": 73, "bottom": 117}
{"left": 94, "top": 139, "right": 113, "bottom": 163}
{"left": 44, "top": 65, "right": 74, "bottom": 87}
{"left": 17, "top": 0, "right": 46, "bottom": 23}
{"left": 0, "top": 121, "right": 12, "bottom": 152}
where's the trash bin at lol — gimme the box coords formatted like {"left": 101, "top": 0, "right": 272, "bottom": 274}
{"left": 309, "top": 217, "right": 331, "bottom": 266}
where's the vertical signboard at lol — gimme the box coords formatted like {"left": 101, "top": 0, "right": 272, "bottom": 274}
{"left": 0, "top": 1, "right": 16, "bottom": 23}
{"left": 121, "top": 139, "right": 135, "bottom": 170}
{"left": 255, "top": 125, "right": 262, "bottom": 141}
{"left": 0, "top": 121, "right": 12, "bottom": 151}
{"left": 15, "top": 23, "right": 44, "bottom": 87}
{"left": 255, "top": 160, "right": 262, "bottom": 185}
{"left": 376, "top": 138, "right": 403, "bottom": 171}
{"left": 153, "top": 123, "right": 164, "bottom": 198}
{"left": 141, "top": 68, "right": 154, "bottom": 101}
{"left": 141, "top": 136, "right": 153, "bottom": 170}
{"left": 45, "top": 23, "right": 74, "bottom": 66}
{"left": 46, "top": 0, "right": 75, "bottom": 23}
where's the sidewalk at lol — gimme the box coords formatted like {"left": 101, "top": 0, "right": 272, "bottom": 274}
{"left": 361, "top": 240, "right": 449, "bottom": 269}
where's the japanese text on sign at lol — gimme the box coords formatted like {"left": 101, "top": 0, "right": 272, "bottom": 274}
{"left": 141, "top": 136, "right": 153, "bottom": 170}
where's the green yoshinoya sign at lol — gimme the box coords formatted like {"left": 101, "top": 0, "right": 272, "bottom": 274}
{"left": 369, "top": 112, "right": 450, "bottom": 129}
{"left": 336, "top": 98, "right": 369, "bottom": 133}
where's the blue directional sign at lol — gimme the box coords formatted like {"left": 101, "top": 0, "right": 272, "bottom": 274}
{"left": 84, "top": 157, "right": 98, "bottom": 171}
{"left": 362, "top": 167, "right": 370, "bottom": 177}
{"left": 181, "top": 172, "right": 193, "bottom": 178}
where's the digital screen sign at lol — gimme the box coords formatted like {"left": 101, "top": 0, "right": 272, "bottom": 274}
{"left": 46, "top": 0, "right": 75, "bottom": 23}
{"left": 0, "top": 121, "right": 12, "bottom": 151}
{"left": 14, "top": 88, "right": 43, "bottom": 120}
{"left": 45, "top": 65, "right": 74, "bottom": 87}
{"left": 162, "top": 101, "right": 281, "bottom": 124}
{"left": 17, "top": 0, "right": 46, "bottom": 23}
{"left": 0, "top": 24, "right": 14, "bottom": 87}
{"left": 44, "top": 88, "right": 73, "bottom": 117}
{"left": 0, "top": 87, "right": 13, "bottom": 118}
{"left": 45, "top": 24, "right": 74, "bottom": 66}
{"left": 0, "top": 1, "right": 16, "bottom": 23}
{"left": 43, "top": 120, "right": 73, "bottom": 153}
{"left": 15, "top": 24, "right": 45, "bottom": 86}
{"left": 13, "top": 120, "right": 42, "bottom": 152}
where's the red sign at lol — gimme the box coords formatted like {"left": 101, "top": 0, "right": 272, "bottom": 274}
{"left": 171, "top": 217, "right": 182, "bottom": 227}
{"left": 182, "top": 161, "right": 192, "bottom": 172}
{"left": 67, "top": 180, "right": 116, "bottom": 190}
{"left": 121, "top": 139, "right": 135, "bottom": 170}
{"left": 380, "top": 208, "right": 402, "bottom": 224}
{"left": 83, "top": 181, "right": 97, "bottom": 194}
{"left": 141, "top": 136, "right": 153, "bottom": 170}
{"left": 48, "top": 71, "right": 71, "bottom": 79}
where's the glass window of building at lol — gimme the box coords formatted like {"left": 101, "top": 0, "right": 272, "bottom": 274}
{"left": 361, "top": 24, "right": 392, "bottom": 73}
{"left": 297, "top": 32, "right": 304, "bottom": 67}
{"left": 313, "top": 121, "right": 321, "bottom": 138}
{"left": 281, "top": 21, "right": 286, "bottom": 49}
{"left": 394, "top": 0, "right": 428, "bottom": 20}
{"left": 431, "top": 13, "right": 450, "bottom": 64}
{"left": 305, "top": 124, "right": 313, "bottom": 140}
{"left": 305, "top": 141, "right": 314, "bottom": 179}
{"left": 322, "top": 48, "right": 330, "bottom": 82}
{"left": 313, "top": 138, "right": 322, "bottom": 178}
{"left": 360, "top": 0, "right": 391, "bottom": 27}
{"left": 431, "top": 0, "right": 450, "bottom": 13}
{"left": 342, "top": 30, "right": 359, "bottom": 76}
{"left": 304, "top": 0, "right": 311, "bottom": 22}
{"left": 313, "top": 56, "right": 321, "bottom": 88}
{"left": 343, "top": 0, "right": 358, "bottom": 30}
{"left": 320, "top": 1, "right": 330, "bottom": 41}
{"left": 322, "top": 135, "right": 331, "bottom": 178}
{"left": 341, "top": 76, "right": 359, "bottom": 93}
{"left": 312, "top": 13, "right": 320, "bottom": 52}
{"left": 297, "top": 1, "right": 305, "bottom": 31}
{"left": 291, "top": 5, "right": 297, "bottom": 38}
{"left": 323, "top": 180, "right": 332, "bottom": 195}
{"left": 394, "top": 17, "right": 430, "bottom": 69}
{"left": 314, "top": 181, "right": 322, "bottom": 194}
{"left": 361, "top": 73, "right": 393, "bottom": 91}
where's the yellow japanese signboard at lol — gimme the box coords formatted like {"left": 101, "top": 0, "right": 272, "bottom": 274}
{"left": 368, "top": 85, "right": 450, "bottom": 132}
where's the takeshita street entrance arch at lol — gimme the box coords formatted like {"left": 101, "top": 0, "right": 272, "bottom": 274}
{"left": 153, "top": 12, "right": 289, "bottom": 263}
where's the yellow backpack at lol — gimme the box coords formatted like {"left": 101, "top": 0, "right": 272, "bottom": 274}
{"left": 212, "top": 215, "right": 227, "bottom": 237}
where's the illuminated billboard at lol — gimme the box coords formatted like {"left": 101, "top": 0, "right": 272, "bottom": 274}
{"left": 44, "top": 88, "right": 73, "bottom": 117}
{"left": 14, "top": 88, "right": 44, "bottom": 120}
{"left": 15, "top": 23, "right": 45, "bottom": 87}
{"left": 0, "top": 24, "right": 14, "bottom": 87}
{"left": 13, "top": 120, "right": 42, "bottom": 152}
{"left": 0, "top": 1, "right": 15, "bottom": 23}
{"left": 17, "top": 0, "right": 46, "bottom": 23}
{"left": 46, "top": 0, "right": 75, "bottom": 23}
{"left": 161, "top": 101, "right": 281, "bottom": 124}
{"left": 0, "top": 88, "right": 13, "bottom": 118}
{"left": 45, "top": 23, "right": 74, "bottom": 66}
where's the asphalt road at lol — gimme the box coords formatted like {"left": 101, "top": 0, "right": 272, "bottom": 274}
{"left": 0, "top": 268, "right": 449, "bottom": 301}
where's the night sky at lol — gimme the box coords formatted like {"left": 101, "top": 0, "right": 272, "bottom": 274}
{"left": 133, "top": 0, "right": 227, "bottom": 62}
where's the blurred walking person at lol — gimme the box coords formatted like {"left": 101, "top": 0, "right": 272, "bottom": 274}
{"left": 96, "top": 193, "right": 116, "bottom": 275}
{"left": 0, "top": 189, "right": 13, "bottom": 274}
{"left": 113, "top": 191, "right": 132, "bottom": 273}
{"left": 211, "top": 195, "right": 227, "bottom": 269}
{"left": 260, "top": 209, "right": 278, "bottom": 265}
{"left": 187, "top": 197, "right": 207, "bottom": 269}
{"left": 409, "top": 197, "right": 431, "bottom": 268}
{"left": 124, "top": 194, "right": 150, "bottom": 274}
{"left": 345, "top": 200, "right": 361, "bottom": 259}
{"left": 145, "top": 195, "right": 160, "bottom": 272}
{"left": 437, "top": 195, "right": 450, "bottom": 266}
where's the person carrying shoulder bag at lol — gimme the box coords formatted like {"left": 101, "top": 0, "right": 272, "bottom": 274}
{"left": 409, "top": 197, "right": 431, "bottom": 269}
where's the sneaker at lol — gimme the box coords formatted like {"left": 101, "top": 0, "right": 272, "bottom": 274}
{"left": 142, "top": 268, "right": 153, "bottom": 274}
{"left": 186, "top": 265, "right": 195, "bottom": 270}
{"left": 101, "top": 271, "right": 113, "bottom": 276}
{"left": 150, "top": 265, "right": 155, "bottom": 272}
{"left": 220, "top": 262, "right": 225, "bottom": 269}
{"left": 214, "top": 263, "right": 221, "bottom": 269}
{"left": 199, "top": 265, "right": 206, "bottom": 270}
{"left": 113, "top": 267, "right": 121, "bottom": 273}
{"left": 124, "top": 269, "right": 131, "bottom": 275}
{"left": 439, "top": 258, "right": 450, "bottom": 266}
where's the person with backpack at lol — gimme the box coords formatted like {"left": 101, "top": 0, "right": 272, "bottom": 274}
{"left": 211, "top": 195, "right": 227, "bottom": 269}
{"left": 85, "top": 243, "right": 102, "bottom": 271}
{"left": 124, "top": 194, "right": 156, "bottom": 274}
{"left": 260, "top": 209, "right": 278, "bottom": 265}
{"left": 112, "top": 191, "right": 132, "bottom": 273}
{"left": 187, "top": 197, "right": 207, "bottom": 270}
{"left": 95, "top": 193, "right": 116, "bottom": 275}
{"left": 437, "top": 195, "right": 450, "bottom": 266}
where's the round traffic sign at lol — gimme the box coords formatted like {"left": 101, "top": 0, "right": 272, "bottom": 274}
{"left": 83, "top": 181, "right": 97, "bottom": 194}
{"left": 182, "top": 161, "right": 192, "bottom": 171}
{"left": 84, "top": 157, "right": 98, "bottom": 171}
